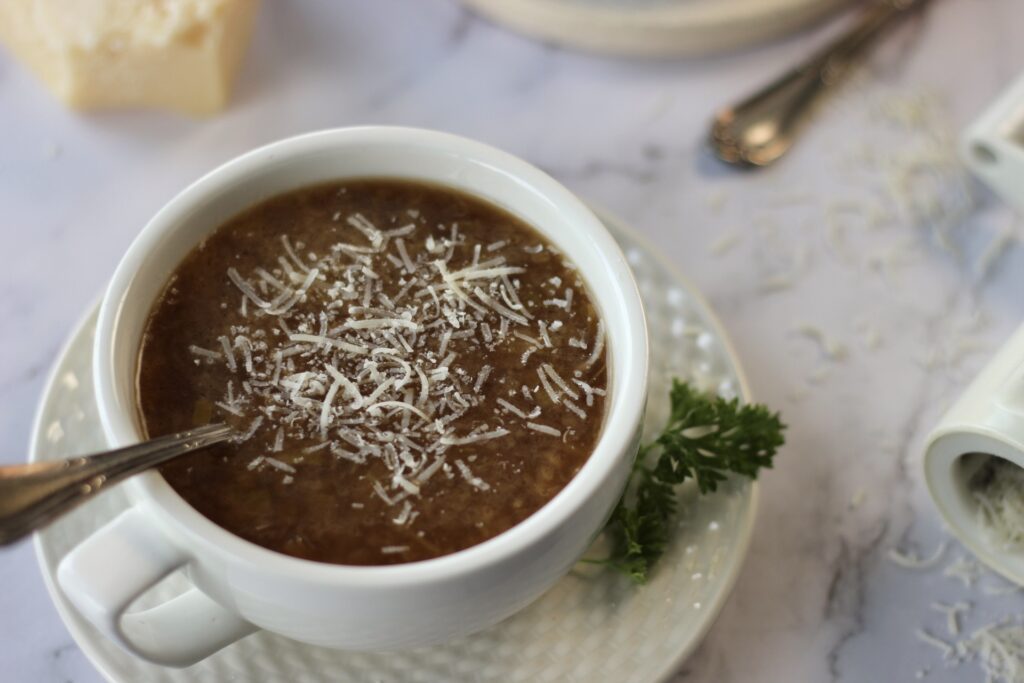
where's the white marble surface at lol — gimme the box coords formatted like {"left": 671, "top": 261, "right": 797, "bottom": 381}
{"left": 2, "top": 1, "right": 1024, "bottom": 681}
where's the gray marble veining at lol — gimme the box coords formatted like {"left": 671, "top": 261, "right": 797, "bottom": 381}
{"left": 2, "top": 0, "right": 1024, "bottom": 681}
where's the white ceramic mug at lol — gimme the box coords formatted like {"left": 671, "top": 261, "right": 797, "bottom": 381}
{"left": 923, "top": 324, "right": 1024, "bottom": 585}
{"left": 56, "top": 127, "right": 649, "bottom": 667}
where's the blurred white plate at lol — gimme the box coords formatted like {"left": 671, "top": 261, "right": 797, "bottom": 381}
{"left": 462, "top": 0, "right": 851, "bottom": 57}
{"left": 31, "top": 208, "right": 757, "bottom": 683}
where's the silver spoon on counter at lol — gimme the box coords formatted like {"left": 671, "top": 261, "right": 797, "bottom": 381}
{"left": 0, "top": 424, "right": 231, "bottom": 546}
{"left": 710, "top": 0, "right": 934, "bottom": 168}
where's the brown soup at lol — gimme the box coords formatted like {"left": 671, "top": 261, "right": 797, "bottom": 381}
{"left": 137, "top": 179, "right": 608, "bottom": 565}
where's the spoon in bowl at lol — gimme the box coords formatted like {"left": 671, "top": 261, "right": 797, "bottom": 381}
{"left": 0, "top": 424, "right": 231, "bottom": 546}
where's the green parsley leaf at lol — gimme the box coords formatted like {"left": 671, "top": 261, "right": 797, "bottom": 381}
{"left": 588, "top": 379, "right": 785, "bottom": 584}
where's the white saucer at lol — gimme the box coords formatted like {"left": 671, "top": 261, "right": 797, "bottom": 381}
{"left": 30, "top": 208, "right": 757, "bottom": 683}
{"left": 461, "top": 0, "right": 851, "bottom": 58}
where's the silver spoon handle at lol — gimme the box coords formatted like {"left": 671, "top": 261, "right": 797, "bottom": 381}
{"left": 711, "top": 0, "right": 930, "bottom": 167}
{"left": 0, "top": 424, "right": 231, "bottom": 545}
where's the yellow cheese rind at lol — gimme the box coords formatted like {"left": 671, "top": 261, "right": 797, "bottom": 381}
{"left": 0, "top": 0, "right": 259, "bottom": 116}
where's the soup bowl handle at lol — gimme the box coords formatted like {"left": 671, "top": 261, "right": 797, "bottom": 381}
{"left": 56, "top": 506, "right": 257, "bottom": 667}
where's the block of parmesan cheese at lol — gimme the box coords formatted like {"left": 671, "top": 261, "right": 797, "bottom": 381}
{"left": 0, "top": 0, "right": 259, "bottom": 116}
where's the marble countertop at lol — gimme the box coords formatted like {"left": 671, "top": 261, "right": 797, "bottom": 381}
{"left": 3, "top": 1, "right": 1024, "bottom": 681}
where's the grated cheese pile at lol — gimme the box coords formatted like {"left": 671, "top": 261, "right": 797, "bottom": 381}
{"left": 967, "top": 454, "right": 1024, "bottom": 551}
{"left": 891, "top": 543, "right": 1024, "bottom": 682}
{"left": 958, "top": 622, "right": 1024, "bottom": 683}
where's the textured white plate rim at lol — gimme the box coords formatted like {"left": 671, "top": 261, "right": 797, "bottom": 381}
{"left": 28, "top": 207, "right": 758, "bottom": 683}
{"left": 30, "top": 294, "right": 121, "bottom": 683}
{"left": 590, "top": 205, "right": 759, "bottom": 682}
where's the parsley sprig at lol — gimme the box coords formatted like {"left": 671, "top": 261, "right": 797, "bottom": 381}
{"left": 589, "top": 380, "right": 786, "bottom": 584}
